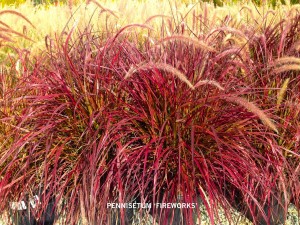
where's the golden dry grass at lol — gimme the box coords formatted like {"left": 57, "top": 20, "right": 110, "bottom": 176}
{"left": 1, "top": 0, "right": 300, "bottom": 58}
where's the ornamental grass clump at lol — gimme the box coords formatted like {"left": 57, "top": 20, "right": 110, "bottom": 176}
{"left": 0, "top": 1, "right": 299, "bottom": 225}
{"left": 118, "top": 28, "right": 291, "bottom": 224}
{"left": 0, "top": 25, "right": 134, "bottom": 224}
{"left": 245, "top": 14, "right": 300, "bottom": 211}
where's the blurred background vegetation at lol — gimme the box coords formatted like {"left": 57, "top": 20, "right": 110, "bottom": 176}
{"left": 1, "top": 0, "right": 300, "bottom": 7}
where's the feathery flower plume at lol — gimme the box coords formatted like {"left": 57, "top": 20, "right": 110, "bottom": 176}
{"left": 224, "top": 96, "right": 278, "bottom": 133}
{"left": 194, "top": 79, "right": 225, "bottom": 91}
{"left": 158, "top": 35, "right": 216, "bottom": 52}
{"left": 277, "top": 78, "right": 290, "bottom": 109}
{"left": 125, "top": 62, "right": 195, "bottom": 90}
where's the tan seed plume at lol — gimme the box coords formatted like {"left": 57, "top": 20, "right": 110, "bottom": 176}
{"left": 194, "top": 79, "right": 225, "bottom": 91}
{"left": 273, "top": 64, "right": 300, "bottom": 74}
{"left": 277, "top": 78, "right": 290, "bottom": 109}
{"left": 224, "top": 96, "right": 278, "bottom": 134}
{"left": 158, "top": 35, "right": 216, "bottom": 52}
{"left": 273, "top": 57, "right": 300, "bottom": 74}
{"left": 275, "top": 57, "right": 300, "bottom": 65}
{"left": 125, "top": 62, "right": 195, "bottom": 90}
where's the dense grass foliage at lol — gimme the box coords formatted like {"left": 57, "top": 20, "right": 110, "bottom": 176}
{"left": 0, "top": 1, "right": 300, "bottom": 225}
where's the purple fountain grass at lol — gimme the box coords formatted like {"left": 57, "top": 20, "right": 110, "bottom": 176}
{"left": 116, "top": 29, "right": 291, "bottom": 224}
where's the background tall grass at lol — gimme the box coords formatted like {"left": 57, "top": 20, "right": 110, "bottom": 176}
{"left": 1, "top": 0, "right": 300, "bottom": 58}
{"left": 0, "top": 0, "right": 171, "bottom": 57}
